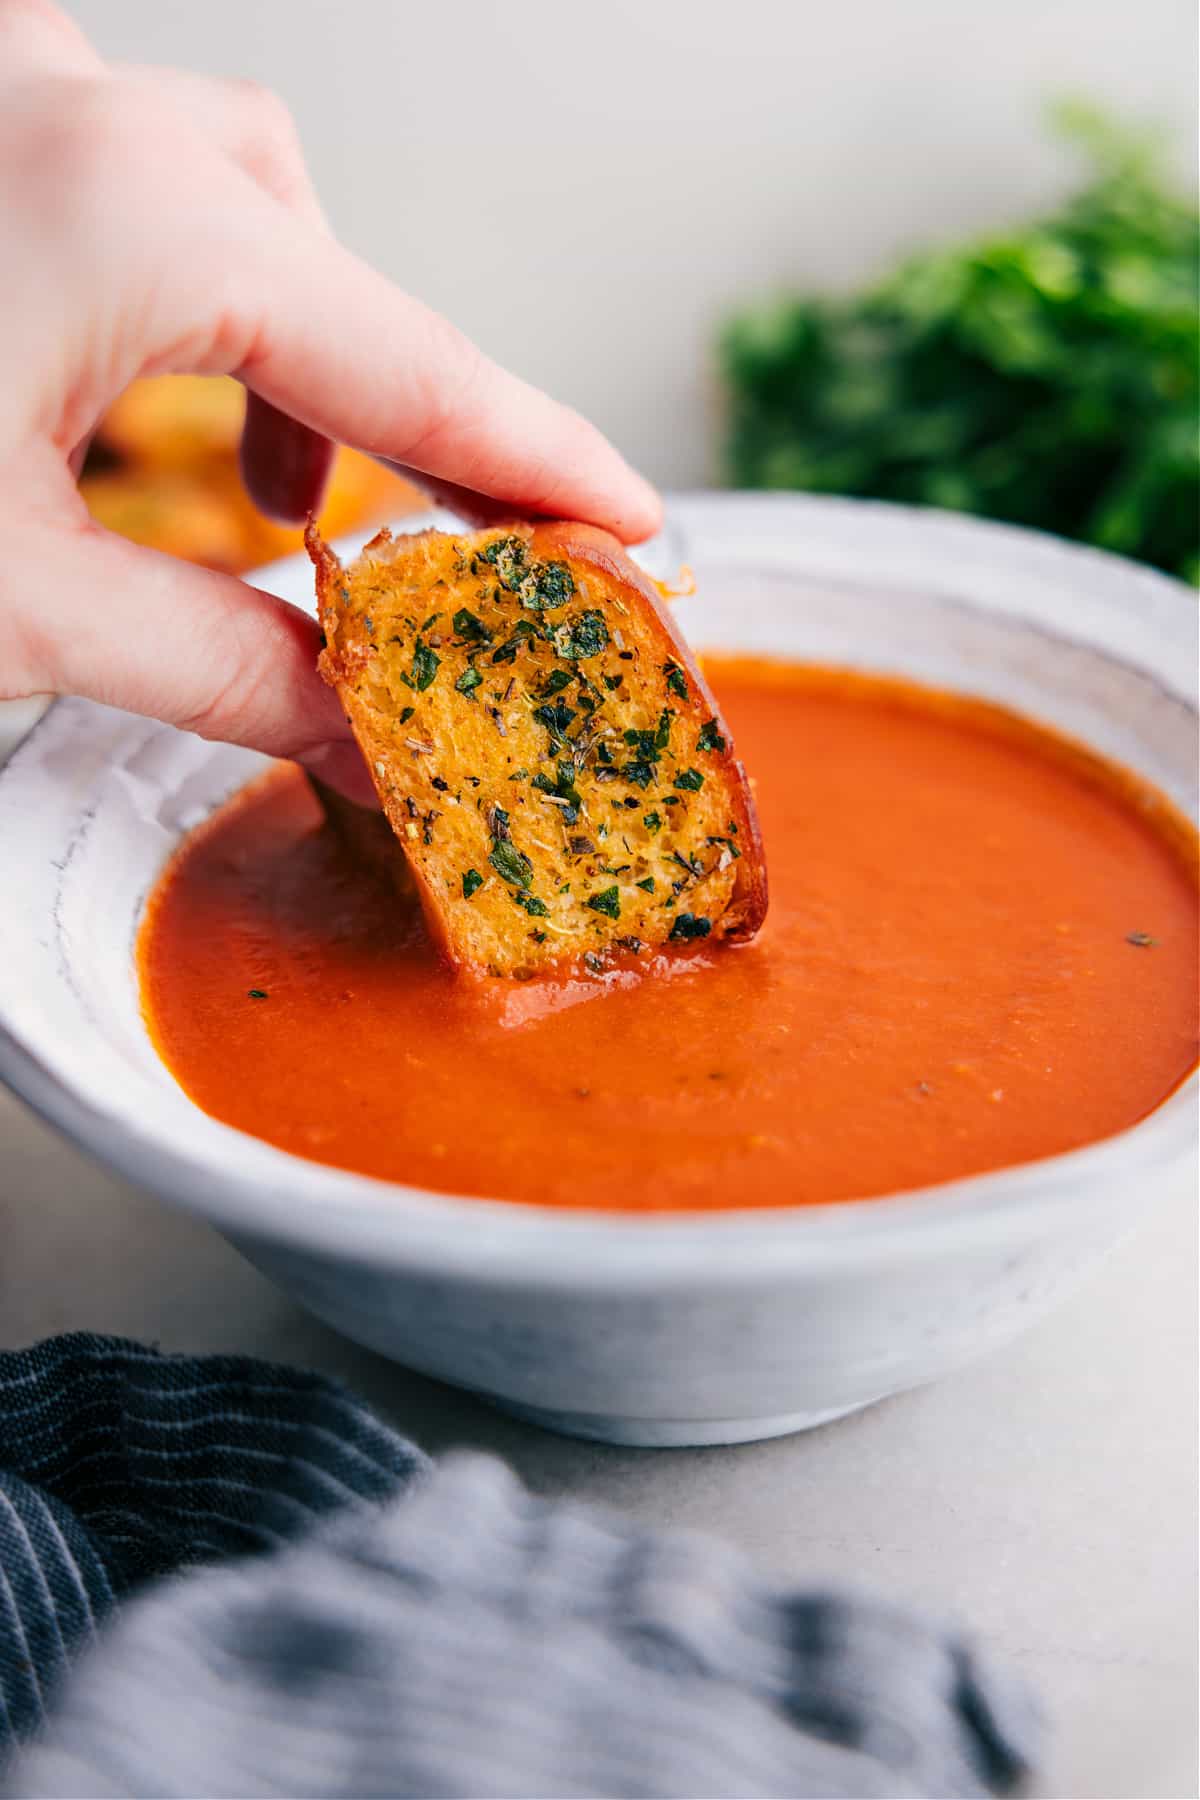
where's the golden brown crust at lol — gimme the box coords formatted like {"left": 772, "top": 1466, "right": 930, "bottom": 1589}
{"left": 307, "top": 519, "right": 768, "bottom": 976}
{"left": 528, "top": 522, "right": 768, "bottom": 941}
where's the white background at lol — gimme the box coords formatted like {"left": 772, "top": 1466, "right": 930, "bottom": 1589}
{"left": 68, "top": 0, "right": 1198, "bottom": 487}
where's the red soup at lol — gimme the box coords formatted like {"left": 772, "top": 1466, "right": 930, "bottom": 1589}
{"left": 138, "top": 660, "right": 1199, "bottom": 1210}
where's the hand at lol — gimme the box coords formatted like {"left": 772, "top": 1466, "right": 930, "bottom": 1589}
{"left": 0, "top": 0, "right": 661, "bottom": 800}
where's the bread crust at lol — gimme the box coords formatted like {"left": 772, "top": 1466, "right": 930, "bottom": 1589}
{"left": 307, "top": 520, "right": 767, "bottom": 975}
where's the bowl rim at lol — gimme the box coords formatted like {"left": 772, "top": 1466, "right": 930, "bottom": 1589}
{"left": 1, "top": 491, "right": 1196, "bottom": 1289}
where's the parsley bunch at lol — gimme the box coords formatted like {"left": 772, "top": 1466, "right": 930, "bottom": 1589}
{"left": 719, "top": 105, "right": 1199, "bottom": 583}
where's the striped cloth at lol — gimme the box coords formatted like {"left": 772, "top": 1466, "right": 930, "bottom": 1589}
{"left": 0, "top": 1334, "right": 1039, "bottom": 1798}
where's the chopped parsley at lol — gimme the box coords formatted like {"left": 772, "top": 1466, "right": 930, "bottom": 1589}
{"left": 532, "top": 699, "right": 577, "bottom": 746}
{"left": 669, "top": 912, "right": 712, "bottom": 941}
{"left": 636, "top": 876, "right": 655, "bottom": 893}
{"left": 624, "top": 710, "right": 673, "bottom": 758}
{"left": 587, "top": 885, "right": 621, "bottom": 919}
{"left": 540, "top": 669, "right": 574, "bottom": 696}
{"left": 532, "top": 760, "right": 583, "bottom": 823}
{"left": 398, "top": 706, "right": 415, "bottom": 725}
{"left": 489, "top": 838, "right": 533, "bottom": 889}
{"left": 477, "top": 535, "right": 576, "bottom": 610}
{"left": 696, "top": 718, "right": 726, "bottom": 753}
{"left": 514, "top": 892, "right": 550, "bottom": 917}
{"left": 552, "top": 608, "right": 609, "bottom": 660}
{"left": 455, "top": 666, "right": 483, "bottom": 697}
{"left": 491, "top": 619, "right": 538, "bottom": 665}
{"left": 674, "top": 767, "right": 704, "bottom": 791}
{"left": 453, "top": 608, "right": 492, "bottom": 644}
{"left": 247, "top": 988, "right": 268, "bottom": 1000}
{"left": 643, "top": 811, "right": 662, "bottom": 833}
{"left": 619, "top": 710, "right": 674, "bottom": 789}
{"left": 662, "top": 660, "right": 688, "bottom": 700}
{"left": 523, "top": 561, "right": 575, "bottom": 610}
{"left": 476, "top": 535, "right": 526, "bottom": 584}
{"left": 401, "top": 636, "right": 441, "bottom": 692}
{"left": 462, "top": 869, "right": 484, "bottom": 899}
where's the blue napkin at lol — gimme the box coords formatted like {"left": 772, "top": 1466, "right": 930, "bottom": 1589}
{"left": 0, "top": 1334, "right": 1038, "bottom": 1798}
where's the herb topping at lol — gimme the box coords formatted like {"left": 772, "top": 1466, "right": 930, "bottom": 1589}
{"left": 401, "top": 637, "right": 441, "bottom": 692}
{"left": 669, "top": 913, "right": 712, "bottom": 941}
{"left": 587, "top": 886, "right": 621, "bottom": 919}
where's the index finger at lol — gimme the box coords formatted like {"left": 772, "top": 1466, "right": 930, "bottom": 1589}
{"left": 233, "top": 208, "right": 662, "bottom": 545}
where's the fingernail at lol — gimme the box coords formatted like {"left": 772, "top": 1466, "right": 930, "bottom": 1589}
{"left": 240, "top": 394, "right": 335, "bottom": 524}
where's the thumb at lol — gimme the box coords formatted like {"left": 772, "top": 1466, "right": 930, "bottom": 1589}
{"left": 14, "top": 513, "right": 375, "bottom": 804}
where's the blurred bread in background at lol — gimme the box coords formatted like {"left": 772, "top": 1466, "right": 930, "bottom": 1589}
{"left": 81, "top": 374, "right": 423, "bottom": 574}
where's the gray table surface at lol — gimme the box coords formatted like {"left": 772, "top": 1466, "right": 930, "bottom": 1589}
{"left": 1, "top": 1080, "right": 1195, "bottom": 1800}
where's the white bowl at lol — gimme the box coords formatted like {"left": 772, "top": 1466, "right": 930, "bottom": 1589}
{"left": 1, "top": 495, "right": 1195, "bottom": 1445}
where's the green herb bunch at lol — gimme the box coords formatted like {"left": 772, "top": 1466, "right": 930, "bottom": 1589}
{"left": 719, "top": 105, "right": 1199, "bottom": 583}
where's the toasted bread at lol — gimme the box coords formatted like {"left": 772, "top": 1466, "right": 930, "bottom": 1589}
{"left": 307, "top": 520, "right": 767, "bottom": 976}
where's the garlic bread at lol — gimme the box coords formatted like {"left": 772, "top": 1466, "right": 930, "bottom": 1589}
{"left": 308, "top": 520, "right": 767, "bottom": 976}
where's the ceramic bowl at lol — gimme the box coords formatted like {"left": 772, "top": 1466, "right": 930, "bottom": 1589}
{"left": 1, "top": 495, "right": 1195, "bottom": 1445}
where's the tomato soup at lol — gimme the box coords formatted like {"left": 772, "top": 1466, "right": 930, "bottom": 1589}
{"left": 138, "top": 661, "right": 1199, "bottom": 1210}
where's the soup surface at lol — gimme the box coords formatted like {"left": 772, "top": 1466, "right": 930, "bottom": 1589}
{"left": 139, "top": 660, "right": 1199, "bottom": 1209}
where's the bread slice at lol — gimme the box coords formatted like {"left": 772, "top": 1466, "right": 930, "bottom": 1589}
{"left": 307, "top": 520, "right": 767, "bottom": 976}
